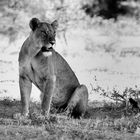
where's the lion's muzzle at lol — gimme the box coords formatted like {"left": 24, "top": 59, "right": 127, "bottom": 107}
{"left": 50, "top": 40, "right": 55, "bottom": 46}
{"left": 41, "top": 46, "right": 53, "bottom": 57}
{"left": 41, "top": 46, "right": 53, "bottom": 52}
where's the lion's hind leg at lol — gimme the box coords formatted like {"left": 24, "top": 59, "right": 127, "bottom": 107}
{"left": 67, "top": 85, "right": 88, "bottom": 119}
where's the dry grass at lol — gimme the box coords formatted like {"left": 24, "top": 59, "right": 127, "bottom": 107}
{"left": 0, "top": 98, "right": 138, "bottom": 139}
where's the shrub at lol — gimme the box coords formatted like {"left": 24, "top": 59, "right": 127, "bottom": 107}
{"left": 82, "top": 0, "right": 137, "bottom": 19}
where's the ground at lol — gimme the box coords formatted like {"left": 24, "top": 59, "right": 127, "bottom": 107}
{"left": 0, "top": 98, "right": 139, "bottom": 139}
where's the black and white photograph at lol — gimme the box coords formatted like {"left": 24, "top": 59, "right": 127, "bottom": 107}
{"left": 0, "top": 0, "right": 140, "bottom": 139}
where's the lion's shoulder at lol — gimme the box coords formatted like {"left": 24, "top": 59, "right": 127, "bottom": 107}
{"left": 18, "top": 38, "right": 30, "bottom": 63}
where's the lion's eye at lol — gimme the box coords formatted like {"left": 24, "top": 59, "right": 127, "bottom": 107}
{"left": 41, "top": 31, "right": 46, "bottom": 37}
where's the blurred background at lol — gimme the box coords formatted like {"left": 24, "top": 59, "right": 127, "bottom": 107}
{"left": 0, "top": 0, "right": 140, "bottom": 102}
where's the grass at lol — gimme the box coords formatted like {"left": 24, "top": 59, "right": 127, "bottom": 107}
{"left": 0, "top": 98, "right": 138, "bottom": 139}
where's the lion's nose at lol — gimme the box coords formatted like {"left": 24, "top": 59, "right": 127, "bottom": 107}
{"left": 50, "top": 40, "right": 55, "bottom": 45}
{"left": 41, "top": 46, "right": 47, "bottom": 52}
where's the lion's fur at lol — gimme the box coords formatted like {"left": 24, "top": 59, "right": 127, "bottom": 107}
{"left": 18, "top": 18, "right": 88, "bottom": 118}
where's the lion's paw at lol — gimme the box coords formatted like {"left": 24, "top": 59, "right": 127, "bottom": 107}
{"left": 13, "top": 113, "right": 29, "bottom": 120}
{"left": 66, "top": 105, "right": 74, "bottom": 117}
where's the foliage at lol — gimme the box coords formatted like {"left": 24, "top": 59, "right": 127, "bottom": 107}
{"left": 82, "top": 0, "right": 140, "bottom": 19}
{"left": 0, "top": 0, "right": 85, "bottom": 41}
{"left": 92, "top": 85, "right": 140, "bottom": 102}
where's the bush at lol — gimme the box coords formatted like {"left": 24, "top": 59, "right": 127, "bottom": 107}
{"left": 82, "top": 0, "right": 135, "bottom": 19}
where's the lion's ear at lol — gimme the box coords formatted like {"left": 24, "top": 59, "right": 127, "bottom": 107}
{"left": 51, "top": 20, "right": 58, "bottom": 30}
{"left": 29, "top": 18, "right": 40, "bottom": 31}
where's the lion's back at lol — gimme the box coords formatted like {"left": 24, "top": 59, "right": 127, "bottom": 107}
{"left": 52, "top": 51, "right": 80, "bottom": 106}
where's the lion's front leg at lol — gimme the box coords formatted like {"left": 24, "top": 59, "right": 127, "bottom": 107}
{"left": 41, "top": 75, "right": 56, "bottom": 116}
{"left": 19, "top": 75, "right": 32, "bottom": 117}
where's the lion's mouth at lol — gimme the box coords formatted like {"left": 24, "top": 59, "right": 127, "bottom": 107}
{"left": 41, "top": 46, "right": 53, "bottom": 52}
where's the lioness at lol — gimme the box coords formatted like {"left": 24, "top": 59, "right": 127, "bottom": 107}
{"left": 18, "top": 18, "right": 88, "bottom": 118}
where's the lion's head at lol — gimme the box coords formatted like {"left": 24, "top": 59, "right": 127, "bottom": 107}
{"left": 29, "top": 18, "right": 58, "bottom": 55}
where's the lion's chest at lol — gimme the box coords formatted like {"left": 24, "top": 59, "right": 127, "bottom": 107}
{"left": 23, "top": 51, "right": 80, "bottom": 106}
{"left": 29, "top": 55, "right": 53, "bottom": 90}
